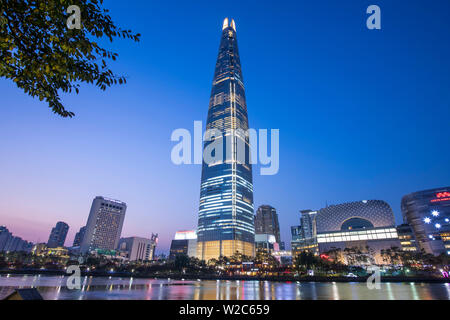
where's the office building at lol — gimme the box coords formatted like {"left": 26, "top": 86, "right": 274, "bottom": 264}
{"left": 118, "top": 234, "right": 158, "bottom": 261}
{"left": 169, "top": 230, "right": 197, "bottom": 259}
{"left": 255, "top": 234, "right": 277, "bottom": 253}
{"left": 255, "top": 205, "right": 281, "bottom": 244}
{"left": 396, "top": 223, "right": 418, "bottom": 252}
{"left": 291, "top": 210, "right": 318, "bottom": 256}
{"left": 47, "top": 221, "right": 69, "bottom": 248}
{"left": 80, "top": 196, "right": 127, "bottom": 253}
{"left": 196, "top": 18, "right": 255, "bottom": 261}
{"left": 401, "top": 187, "right": 450, "bottom": 255}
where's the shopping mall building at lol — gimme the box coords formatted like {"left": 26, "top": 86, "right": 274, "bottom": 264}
{"left": 401, "top": 187, "right": 450, "bottom": 256}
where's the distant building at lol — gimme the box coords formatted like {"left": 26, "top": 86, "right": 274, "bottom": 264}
{"left": 47, "top": 221, "right": 69, "bottom": 248}
{"left": 271, "top": 250, "right": 293, "bottom": 266}
{"left": 401, "top": 187, "right": 450, "bottom": 256}
{"left": 0, "top": 226, "right": 33, "bottom": 253}
{"left": 396, "top": 223, "right": 418, "bottom": 252}
{"left": 73, "top": 226, "right": 86, "bottom": 247}
{"left": 315, "top": 200, "right": 401, "bottom": 265}
{"left": 31, "top": 243, "right": 47, "bottom": 256}
{"left": 0, "top": 226, "right": 12, "bottom": 251}
{"left": 291, "top": 210, "right": 318, "bottom": 256}
{"left": 255, "top": 234, "right": 277, "bottom": 253}
{"left": 255, "top": 205, "right": 281, "bottom": 244}
{"left": 118, "top": 234, "right": 158, "bottom": 261}
{"left": 31, "top": 243, "right": 69, "bottom": 258}
{"left": 169, "top": 230, "right": 197, "bottom": 259}
{"left": 80, "top": 196, "right": 127, "bottom": 253}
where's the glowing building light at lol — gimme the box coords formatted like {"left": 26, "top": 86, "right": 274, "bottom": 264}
{"left": 435, "top": 223, "right": 441, "bottom": 229}
{"left": 222, "top": 18, "right": 229, "bottom": 30}
{"left": 424, "top": 217, "right": 431, "bottom": 224}
{"left": 230, "top": 19, "right": 236, "bottom": 32}
{"left": 445, "top": 218, "right": 449, "bottom": 223}
{"left": 431, "top": 210, "right": 439, "bottom": 217}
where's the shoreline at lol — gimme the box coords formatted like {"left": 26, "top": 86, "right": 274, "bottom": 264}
{"left": 1, "top": 269, "right": 449, "bottom": 284}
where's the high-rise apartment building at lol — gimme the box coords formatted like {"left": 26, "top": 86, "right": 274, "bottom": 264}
{"left": 73, "top": 226, "right": 86, "bottom": 247}
{"left": 80, "top": 196, "right": 126, "bottom": 253}
{"left": 47, "top": 221, "right": 69, "bottom": 248}
{"left": 0, "top": 226, "right": 33, "bottom": 253}
{"left": 196, "top": 18, "right": 255, "bottom": 261}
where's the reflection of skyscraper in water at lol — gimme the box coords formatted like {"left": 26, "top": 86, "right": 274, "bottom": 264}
{"left": 196, "top": 18, "right": 255, "bottom": 261}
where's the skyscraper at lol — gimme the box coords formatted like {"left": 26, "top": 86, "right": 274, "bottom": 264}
{"left": 255, "top": 205, "right": 281, "bottom": 244}
{"left": 80, "top": 196, "right": 126, "bottom": 254}
{"left": 47, "top": 221, "right": 69, "bottom": 248}
{"left": 196, "top": 18, "right": 255, "bottom": 261}
{"left": 73, "top": 226, "right": 86, "bottom": 247}
{"left": 291, "top": 210, "right": 318, "bottom": 256}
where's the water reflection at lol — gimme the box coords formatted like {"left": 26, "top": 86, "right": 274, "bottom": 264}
{"left": 0, "top": 275, "right": 448, "bottom": 300}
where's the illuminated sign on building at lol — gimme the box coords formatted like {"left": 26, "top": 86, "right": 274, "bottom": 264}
{"left": 174, "top": 230, "right": 197, "bottom": 240}
{"left": 431, "top": 192, "right": 450, "bottom": 203}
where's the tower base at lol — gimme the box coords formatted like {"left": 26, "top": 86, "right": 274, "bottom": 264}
{"left": 197, "top": 240, "right": 255, "bottom": 262}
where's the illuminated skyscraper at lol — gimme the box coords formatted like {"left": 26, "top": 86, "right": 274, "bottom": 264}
{"left": 255, "top": 205, "right": 281, "bottom": 244}
{"left": 196, "top": 18, "right": 255, "bottom": 261}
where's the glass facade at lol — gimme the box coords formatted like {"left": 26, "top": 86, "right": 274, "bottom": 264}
{"left": 317, "top": 227, "right": 398, "bottom": 243}
{"left": 197, "top": 18, "right": 255, "bottom": 261}
{"left": 291, "top": 210, "right": 318, "bottom": 256}
{"left": 401, "top": 186, "right": 450, "bottom": 255}
{"left": 255, "top": 205, "right": 281, "bottom": 244}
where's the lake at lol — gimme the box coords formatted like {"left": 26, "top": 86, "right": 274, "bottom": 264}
{"left": 0, "top": 274, "right": 449, "bottom": 300}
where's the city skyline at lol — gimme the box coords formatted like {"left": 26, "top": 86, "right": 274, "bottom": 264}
{"left": 1, "top": 1, "right": 450, "bottom": 253}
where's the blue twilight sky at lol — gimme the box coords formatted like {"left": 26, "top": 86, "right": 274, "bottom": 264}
{"left": 0, "top": 0, "right": 449, "bottom": 253}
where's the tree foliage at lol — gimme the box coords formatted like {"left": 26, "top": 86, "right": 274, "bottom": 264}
{"left": 0, "top": 0, "right": 140, "bottom": 117}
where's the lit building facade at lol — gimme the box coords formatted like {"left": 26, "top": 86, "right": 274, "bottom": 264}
{"left": 291, "top": 210, "right": 318, "bottom": 256}
{"left": 169, "top": 230, "right": 198, "bottom": 259}
{"left": 47, "top": 221, "right": 69, "bottom": 248}
{"left": 255, "top": 205, "right": 281, "bottom": 244}
{"left": 401, "top": 187, "right": 450, "bottom": 256}
{"left": 316, "top": 200, "right": 400, "bottom": 264}
{"left": 196, "top": 18, "right": 255, "bottom": 261}
{"left": 80, "top": 196, "right": 126, "bottom": 254}
{"left": 255, "top": 234, "right": 277, "bottom": 253}
{"left": 118, "top": 234, "right": 158, "bottom": 261}
{"left": 396, "top": 223, "right": 418, "bottom": 252}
